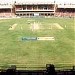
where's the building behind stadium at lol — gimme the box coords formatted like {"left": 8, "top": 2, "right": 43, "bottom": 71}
{"left": 0, "top": 0, "right": 75, "bottom": 18}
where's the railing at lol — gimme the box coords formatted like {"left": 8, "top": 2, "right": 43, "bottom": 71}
{"left": 16, "top": 9, "right": 55, "bottom": 12}
{"left": 0, "top": 64, "right": 74, "bottom": 70}
{"left": 0, "top": 64, "right": 74, "bottom": 75}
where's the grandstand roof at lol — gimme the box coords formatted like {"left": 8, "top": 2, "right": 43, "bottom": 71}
{"left": 0, "top": 0, "right": 75, "bottom": 4}
{"left": 14, "top": 0, "right": 55, "bottom": 5}
{"left": 0, "top": 4, "right": 12, "bottom": 9}
{"left": 58, "top": 4, "right": 75, "bottom": 8}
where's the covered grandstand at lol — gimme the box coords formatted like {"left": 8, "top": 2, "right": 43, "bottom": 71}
{"left": 0, "top": 4, "right": 15, "bottom": 17}
{"left": 14, "top": 1, "right": 56, "bottom": 17}
{"left": 55, "top": 4, "right": 75, "bottom": 17}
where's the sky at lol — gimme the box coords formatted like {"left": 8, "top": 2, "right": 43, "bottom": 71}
{"left": 0, "top": 0, "right": 75, "bottom": 4}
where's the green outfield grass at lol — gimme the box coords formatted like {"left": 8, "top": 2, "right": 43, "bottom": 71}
{"left": 0, "top": 17, "right": 74, "bottom": 69}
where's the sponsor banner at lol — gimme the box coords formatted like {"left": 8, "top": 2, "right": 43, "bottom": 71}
{"left": 21, "top": 37, "right": 55, "bottom": 41}
{"left": 37, "top": 37, "right": 55, "bottom": 40}
{"left": 22, "top": 37, "right": 37, "bottom": 40}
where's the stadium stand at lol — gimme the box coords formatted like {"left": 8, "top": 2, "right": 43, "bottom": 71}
{"left": 15, "top": 4, "right": 55, "bottom": 17}
{"left": 0, "top": 2, "right": 75, "bottom": 18}
{"left": 0, "top": 4, "right": 15, "bottom": 18}
{"left": 55, "top": 4, "right": 75, "bottom": 17}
